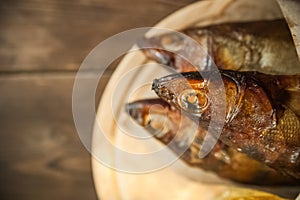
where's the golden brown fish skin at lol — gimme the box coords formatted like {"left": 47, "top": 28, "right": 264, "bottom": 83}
{"left": 216, "top": 188, "right": 289, "bottom": 200}
{"left": 250, "top": 72, "right": 300, "bottom": 116}
{"left": 139, "top": 19, "right": 300, "bottom": 74}
{"left": 152, "top": 70, "right": 300, "bottom": 179}
{"left": 126, "top": 99, "right": 300, "bottom": 185}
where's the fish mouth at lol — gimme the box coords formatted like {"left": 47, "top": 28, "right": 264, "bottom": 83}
{"left": 125, "top": 102, "right": 143, "bottom": 124}
{"left": 152, "top": 78, "right": 175, "bottom": 103}
{"left": 152, "top": 73, "right": 193, "bottom": 105}
{"left": 137, "top": 36, "right": 172, "bottom": 66}
{"left": 126, "top": 99, "right": 171, "bottom": 123}
{"left": 151, "top": 78, "right": 161, "bottom": 93}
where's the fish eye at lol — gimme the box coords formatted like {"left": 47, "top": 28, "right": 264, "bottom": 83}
{"left": 161, "top": 34, "right": 184, "bottom": 52}
{"left": 178, "top": 89, "right": 209, "bottom": 114}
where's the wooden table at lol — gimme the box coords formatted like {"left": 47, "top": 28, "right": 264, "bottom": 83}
{"left": 0, "top": 0, "right": 194, "bottom": 199}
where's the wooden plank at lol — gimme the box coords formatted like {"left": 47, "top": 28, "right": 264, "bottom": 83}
{"left": 0, "top": 0, "right": 194, "bottom": 72}
{"left": 0, "top": 73, "right": 109, "bottom": 200}
{"left": 0, "top": 0, "right": 195, "bottom": 199}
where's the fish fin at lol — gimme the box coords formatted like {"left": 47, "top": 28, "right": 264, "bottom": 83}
{"left": 280, "top": 74, "right": 300, "bottom": 116}
{"left": 284, "top": 89, "right": 300, "bottom": 116}
{"left": 256, "top": 73, "right": 300, "bottom": 116}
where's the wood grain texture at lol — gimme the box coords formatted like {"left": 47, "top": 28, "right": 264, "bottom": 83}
{"left": 0, "top": 74, "right": 102, "bottom": 200}
{"left": 0, "top": 0, "right": 194, "bottom": 199}
{"left": 0, "top": 0, "right": 195, "bottom": 72}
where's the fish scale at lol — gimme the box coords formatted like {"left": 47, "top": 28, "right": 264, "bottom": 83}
{"left": 126, "top": 99, "right": 300, "bottom": 185}
{"left": 128, "top": 19, "right": 300, "bottom": 195}
{"left": 152, "top": 70, "right": 300, "bottom": 179}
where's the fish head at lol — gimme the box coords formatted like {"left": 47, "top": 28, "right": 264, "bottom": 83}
{"left": 125, "top": 99, "right": 179, "bottom": 140}
{"left": 153, "top": 71, "right": 247, "bottom": 123}
{"left": 152, "top": 72, "right": 214, "bottom": 118}
{"left": 137, "top": 31, "right": 213, "bottom": 72}
{"left": 126, "top": 99, "right": 204, "bottom": 165}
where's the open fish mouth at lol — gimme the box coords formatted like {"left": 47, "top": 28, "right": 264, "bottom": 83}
{"left": 152, "top": 77, "right": 176, "bottom": 103}
{"left": 126, "top": 19, "right": 300, "bottom": 187}
{"left": 137, "top": 36, "right": 173, "bottom": 66}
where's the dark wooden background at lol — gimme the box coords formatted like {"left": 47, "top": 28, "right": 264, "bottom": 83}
{"left": 0, "top": 0, "right": 195, "bottom": 199}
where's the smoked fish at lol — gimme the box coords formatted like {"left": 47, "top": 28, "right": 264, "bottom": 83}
{"left": 139, "top": 20, "right": 300, "bottom": 74}
{"left": 152, "top": 70, "right": 300, "bottom": 179}
{"left": 126, "top": 98, "right": 300, "bottom": 184}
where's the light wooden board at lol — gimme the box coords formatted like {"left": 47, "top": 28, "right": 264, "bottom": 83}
{"left": 277, "top": 0, "right": 300, "bottom": 61}
{"left": 0, "top": 0, "right": 194, "bottom": 72}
